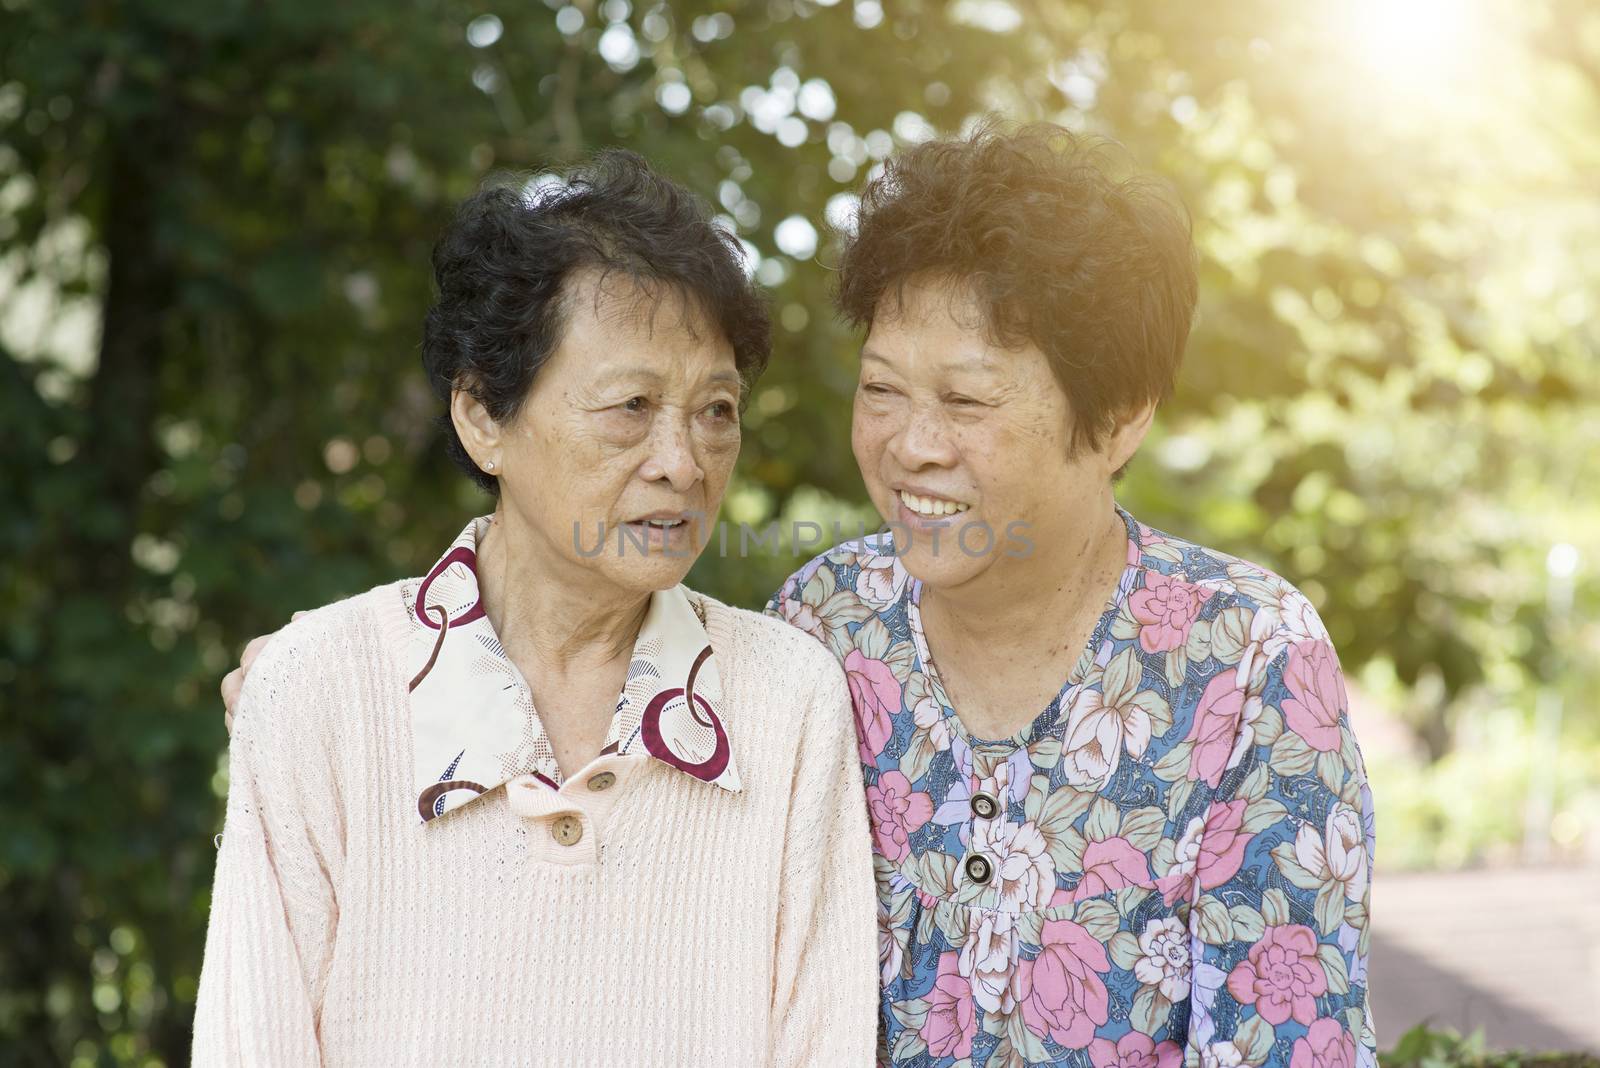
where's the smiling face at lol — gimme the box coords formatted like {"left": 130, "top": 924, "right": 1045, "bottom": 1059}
{"left": 851, "top": 276, "right": 1152, "bottom": 593}
{"left": 454, "top": 270, "right": 743, "bottom": 598}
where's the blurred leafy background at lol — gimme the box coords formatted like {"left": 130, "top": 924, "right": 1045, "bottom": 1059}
{"left": 2, "top": 0, "right": 1597, "bottom": 1062}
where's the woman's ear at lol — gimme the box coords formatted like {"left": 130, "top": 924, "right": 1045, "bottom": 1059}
{"left": 1105, "top": 401, "right": 1158, "bottom": 476}
{"left": 450, "top": 386, "right": 502, "bottom": 473}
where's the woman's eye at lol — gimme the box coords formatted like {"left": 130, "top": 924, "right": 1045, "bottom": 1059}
{"left": 947, "top": 394, "right": 983, "bottom": 408}
{"left": 621, "top": 396, "right": 648, "bottom": 414}
{"left": 706, "top": 401, "right": 735, "bottom": 421}
{"left": 862, "top": 382, "right": 894, "bottom": 396}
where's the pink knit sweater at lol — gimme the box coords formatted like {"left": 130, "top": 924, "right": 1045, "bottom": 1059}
{"left": 191, "top": 580, "right": 878, "bottom": 1066}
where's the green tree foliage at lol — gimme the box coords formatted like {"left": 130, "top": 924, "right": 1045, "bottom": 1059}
{"left": 1, "top": 0, "right": 1596, "bottom": 1061}
{"left": 1382, "top": 1025, "right": 1600, "bottom": 1068}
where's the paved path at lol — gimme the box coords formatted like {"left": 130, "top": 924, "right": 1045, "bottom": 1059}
{"left": 1369, "top": 866, "right": 1600, "bottom": 1052}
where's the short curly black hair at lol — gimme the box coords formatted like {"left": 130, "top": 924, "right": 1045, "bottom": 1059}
{"left": 422, "top": 149, "right": 771, "bottom": 495}
{"left": 836, "top": 120, "right": 1197, "bottom": 458}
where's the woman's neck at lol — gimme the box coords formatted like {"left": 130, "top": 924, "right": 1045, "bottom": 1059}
{"left": 475, "top": 510, "right": 649, "bottom": 672}
{"left": 920, "top": 503, "right": 1128, "bottom": 657}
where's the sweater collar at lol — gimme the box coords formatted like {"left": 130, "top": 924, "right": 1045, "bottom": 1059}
{"left": 401, "top": 515, "right": 740, "bottom": 824}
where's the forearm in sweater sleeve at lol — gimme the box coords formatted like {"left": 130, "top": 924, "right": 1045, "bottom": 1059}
{"left": 192, "top": 633, "right": 342, "bottom": 1066}
{"left": 768, "top": 664, "right": 879, "bottom": 1068}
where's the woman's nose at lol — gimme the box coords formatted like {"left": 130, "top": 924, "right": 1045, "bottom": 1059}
{"left": 888, "top": 407, "right": 958, "bottom": 471}
{"left": 639, "top": 418, "right": 704, "bottom": 490}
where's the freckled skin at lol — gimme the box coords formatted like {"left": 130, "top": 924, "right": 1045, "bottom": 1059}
{"left": 851, "top": 276, "right": 1154, "bottom": 739}
{"left": 852, "top": 277, "right": 1128, "bottom": 593}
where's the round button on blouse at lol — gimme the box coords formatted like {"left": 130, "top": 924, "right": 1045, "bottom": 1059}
{"left": 964, "top": 853, "right": 993, "bottom": 885}
{"left": 586, "top": 772, "right": 616, "bottom": 792}
{"left": 550, "top": 815, "right": 583, "bottom": 846}
{"left": 970, "top": 792, "right": 1000, "bottom": 820}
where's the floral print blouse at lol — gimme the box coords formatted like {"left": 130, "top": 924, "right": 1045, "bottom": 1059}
{"left": 768, "top": 508, "right": 1376, "bottom": 1068}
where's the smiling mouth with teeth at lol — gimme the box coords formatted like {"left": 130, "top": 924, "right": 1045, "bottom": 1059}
{"left": 898, "top": 490, "right": 972, "bottom": 518}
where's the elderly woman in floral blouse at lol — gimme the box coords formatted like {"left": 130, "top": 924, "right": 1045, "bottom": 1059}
{"left": 764, "top": 124, "right": 1375, "bottom": 1068}
{"left": 225, "top": 124, "right": 1374, "bottom": 1067}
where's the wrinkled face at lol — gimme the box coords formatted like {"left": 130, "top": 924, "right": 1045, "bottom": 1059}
{"left": 851, "top": 276, "right": 1134, "bottom": 592}
{"left": 476, "top": 272, "right": 743, "bottom": 596}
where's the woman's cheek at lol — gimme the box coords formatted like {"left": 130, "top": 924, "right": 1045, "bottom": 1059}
{"left": 851, "top": 405, "right": 898, "bottom": 470}
{"left": 694, "top": 426, "right": 741, "bottom": 487}
{"left": 697, "top": 413, "right": 741, "bottom": 446}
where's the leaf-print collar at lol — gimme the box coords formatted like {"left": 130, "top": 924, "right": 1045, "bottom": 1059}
{"left": 402, "top": 514, "right": 740, "bottom": 824}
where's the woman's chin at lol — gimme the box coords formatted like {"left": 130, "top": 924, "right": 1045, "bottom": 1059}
{"left": 882, "top": 510, "right": 1013, "bottom": 592}
{"left": 588, "top": 544, "right": 706, "bottom": 594}
{"left": 894, "top": 543, "right": 992, "bottom": 593}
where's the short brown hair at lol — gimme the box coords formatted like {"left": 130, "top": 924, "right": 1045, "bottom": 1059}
{"left": 836, "top": 120, "right": 1197, "bottom": 454}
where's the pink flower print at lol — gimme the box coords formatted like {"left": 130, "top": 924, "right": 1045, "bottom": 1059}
{"left": 1073, "top": 836, "right": 1152, "bottom": 900}
{"left": 1196, "top": 798, "right": 1252, "bottom": 890}
{"left": 1186, "top": 671, "right": 1246, "bottom": 787}
{"left": 1016, "top": 919, "right": 1110, "bottom": 1050}
{"left": 855, "top": 553, "right": 908, "bottom": 603}
{"left": 866, "top": 770, "right": 933, "bottom": 862}
{"left": 1225, "top": 923, "right": 1328, "bottom": 1026}
{"left": 1235, "top": 587, "right": 1324, "bottom": 688}
{"left": 844, "top": 649, "right": 900, "bottom": 763}
{"left": 1129, "top": 573, "right": 1213, "bottom": 653}
{"left": 1281, "top": 640, "right": 1346, "bottom": 752}
{"left": 1090, "top": 1031, "right": 1183, "bottom": 1068}
{"left": 920, "top": 950, "right": 976, "bottom": 1059}
{"left": 973, "top": 819, "right": 1055, "bottom": 912}
{"left": 1158, "top": 799, "right": 1252, "bottom": 906}
{"left": 1291, "top": 1019, "right": 1358, "bottom": 1068}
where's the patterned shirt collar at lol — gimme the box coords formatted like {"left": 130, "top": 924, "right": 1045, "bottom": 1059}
{"left": 401, "top": 514, "right": 740, "bottom": 824}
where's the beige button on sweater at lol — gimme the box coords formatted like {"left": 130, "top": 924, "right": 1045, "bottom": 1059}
{"left": 191, "top": 580, "right": 879, "bottom": 1066}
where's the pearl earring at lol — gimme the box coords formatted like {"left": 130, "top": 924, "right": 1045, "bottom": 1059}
{"left": 485, "top": 459, "right": 496, "bottom": 471}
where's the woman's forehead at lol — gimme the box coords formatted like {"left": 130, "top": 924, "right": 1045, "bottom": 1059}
{"left": 862, "top": 313, "right": 1044, "bottom": 386}
{"left": 542, "top": 311, "right": 737, "bottom": 399}
{"left": 566, "top": 268, "right": 717, "bottom": 340}
{"left": 556, "top": 274, "right": 734, "bottom": 368}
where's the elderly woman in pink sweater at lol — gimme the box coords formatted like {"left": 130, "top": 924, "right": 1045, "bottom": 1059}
{"left": 191, "top": 151, "right": 878, "bottom": 1065}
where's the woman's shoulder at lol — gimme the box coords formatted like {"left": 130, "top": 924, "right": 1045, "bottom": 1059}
{"left": 688, "top": 590, "right": 856, "bottom": 765}
{"left": 251, "top": 578, "right": 406, "bottom": 661}
{"left": 1131, "top": 516, "right": 1336, "bottom": 651}
{"left": 232, "top": 579, "right": 410, "bottom": 736}
{"left": 688, "top": 588, "right": 848, "bottom": 692}
{"left": 767, "top": 534, "right": 906, "bottom": 614}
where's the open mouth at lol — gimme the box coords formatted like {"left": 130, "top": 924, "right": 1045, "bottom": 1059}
{"left": 897, "top": 489, "right": 972, "bottom": 519}
{"left": 619, "top": 513, "right": 694, "bottom": 548}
